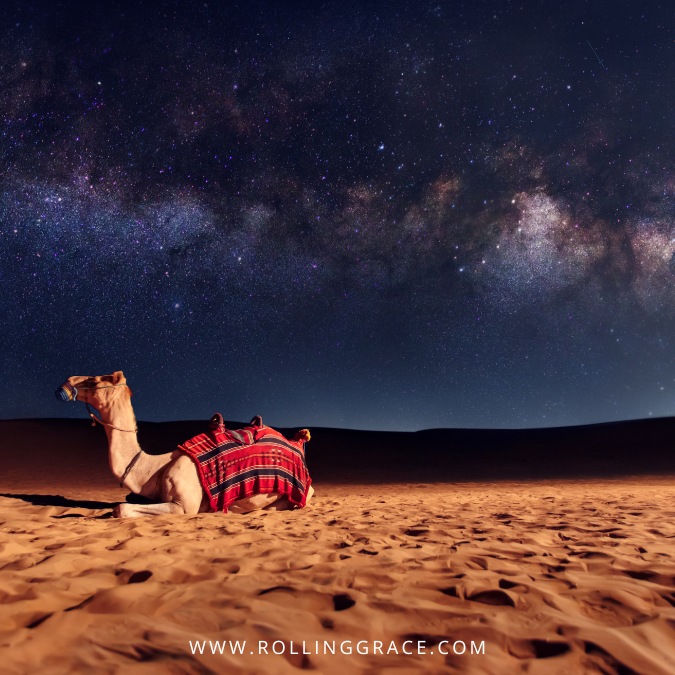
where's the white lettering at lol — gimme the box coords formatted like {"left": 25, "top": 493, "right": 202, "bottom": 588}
{"left": 231, "top": 641, "right": 245, "bottom": 655}
{"left": 471, "top": 641, "right": 485, "bottom": 655}
{"left": 272, "top": 641, "right": 285, "bottom": 655}
{"left": 290, "top": 641, "right": 298, "bottom": 655}
{"left": 373, "top": 641, "right": 383, "bottom": 654}
{"left": 387, "top": 641, "right": 399, "bottom": 654}
{"left": 453, "top": 641, "right": 466, "bottom": 655}
{"left": 210, "top": 641, "right": 226, "bottom": 655}
{"left": 324, "top": 641, "right": 335, "bottom": 655}
{"left": 438, "top": 641, "right": 449, "bottom": 655}
{"left": 357, "top": 641, "right": 368, "bottom": 655}
{"left": 340, "top": 641, "right": 352, "bottom": 655}
{"left": 258, "top": 641, "right": 268, "bottom": 654}
{"left": 402, "top": 641, "right": 413, "bottom": 655}
{"left": 418, "top": 640, "right": 426, "bottom": 655}
{"left": 303, "top": 641, "right": 310, "bottom": 654}
{"left": 189, "top": 641, "right": 205, "bottom": 655}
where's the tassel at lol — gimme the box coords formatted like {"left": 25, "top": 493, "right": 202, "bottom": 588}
{"left": 294, "top": 429, "right": 311, "bottom": 442}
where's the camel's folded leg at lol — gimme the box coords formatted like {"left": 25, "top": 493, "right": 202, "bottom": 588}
{"left": 263, "top": 495, "right": 292, "bottom": 511}
{"left": 229, "top": 492, "right": 286, "bottom": 514}
{"left": 114, "top": 486, "right": 315, "bottom": 518}
{"left": 230, "top": 486, "right": 315, "bottom": 514}
{"left": 113, "top": 502, "right": 187, "bottom": 518}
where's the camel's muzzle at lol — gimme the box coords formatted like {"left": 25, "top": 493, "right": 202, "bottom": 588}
{"left": 55, "top": 382, "right": 77, "bottom": 402}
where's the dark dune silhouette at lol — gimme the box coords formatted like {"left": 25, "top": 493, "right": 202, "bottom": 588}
{"left": 2, "top": 415, "right": 674, "bottom": 490}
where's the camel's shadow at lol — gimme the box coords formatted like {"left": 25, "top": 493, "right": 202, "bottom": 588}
{"left": 0, "top": 492, "right": 156, "bottom": 518}
{"left": 0, "top": 493, "right": 117, "bottom": 515}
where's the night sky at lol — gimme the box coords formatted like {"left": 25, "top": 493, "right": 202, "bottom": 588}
{"left": 2, "top": 0, "right": 674, "bottom": 431}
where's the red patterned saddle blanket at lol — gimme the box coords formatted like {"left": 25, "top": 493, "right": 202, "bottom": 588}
{"left": 178, "top": 415, "right": 311, "bottom": 513}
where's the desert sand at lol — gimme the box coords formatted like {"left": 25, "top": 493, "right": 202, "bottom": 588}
{"left": 2, "top": 418, "right": 675, "bottom": 674}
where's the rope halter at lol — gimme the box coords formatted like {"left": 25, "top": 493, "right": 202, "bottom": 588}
{"left": 55, "top": 381, "right": 138, "bottom": 433}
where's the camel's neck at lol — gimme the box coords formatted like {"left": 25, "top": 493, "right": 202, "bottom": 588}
{"left": 100, "top": 397, "right": 141, "bottom": 483}
{"left": 97, "top": 396, "right": 168, "bottom": 497}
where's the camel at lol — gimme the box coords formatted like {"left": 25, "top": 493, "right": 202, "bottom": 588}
{"left": 55, "top": 371, "right": 314, "bottom": 518}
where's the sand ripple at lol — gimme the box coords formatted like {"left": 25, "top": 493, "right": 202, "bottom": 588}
{"left": 1, "top": 480, "right": 675, "bottom": 673}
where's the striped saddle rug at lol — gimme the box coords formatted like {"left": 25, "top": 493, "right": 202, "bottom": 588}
{"left": 178, "top": 415, "right": 312, "bottom": 513}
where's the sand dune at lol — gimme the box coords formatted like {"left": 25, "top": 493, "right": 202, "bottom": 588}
{"left": 1, "top": 419, "right": 675, "bottom": 673}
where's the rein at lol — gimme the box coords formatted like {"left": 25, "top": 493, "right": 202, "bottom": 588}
{"left": 74, "top": 383, "right": 137, "bottom": 433}
{"left": 86, "top": 402, "right": 138, "bottom": 433}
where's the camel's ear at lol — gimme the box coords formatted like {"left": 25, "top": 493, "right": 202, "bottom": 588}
{"left": 112, "top": 371, "right": 125, "bottom": 385}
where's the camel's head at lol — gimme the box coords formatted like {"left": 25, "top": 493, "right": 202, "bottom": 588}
{"left": 55, "top": 371, "right": 133, "bottom": 404}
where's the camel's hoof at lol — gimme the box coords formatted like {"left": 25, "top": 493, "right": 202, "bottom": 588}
{"left": 113, "top": 503, "right": 132, "bottom": 518}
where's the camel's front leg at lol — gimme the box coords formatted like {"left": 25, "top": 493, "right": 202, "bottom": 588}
{"left": 113, "top": 502, "right": 187, "bottom": 518}
{"left": 114, "top": 455, "right": 206, "bottom": 518}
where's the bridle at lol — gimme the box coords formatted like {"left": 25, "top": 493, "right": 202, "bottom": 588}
{"left": 76, "top": 382, "right": 142, "bottom": 488}
{"left": 69, "top": 383, "right": 138, "bottom": 433}
{"left": 86, "top": 402, "right": 139, "bottom": 433}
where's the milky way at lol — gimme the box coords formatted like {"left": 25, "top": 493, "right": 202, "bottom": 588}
{"left": 2, "top": 1, "right": 674, "bottom": 430}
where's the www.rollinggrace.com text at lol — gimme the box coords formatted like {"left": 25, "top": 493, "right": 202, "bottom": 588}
{"left": 189, "top": 639, "right": 486, "bottom": 656}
